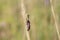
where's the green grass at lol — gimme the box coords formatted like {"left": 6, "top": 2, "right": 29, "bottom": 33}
{"left": 0, "top": 0, "right": 60, "bottom": 40}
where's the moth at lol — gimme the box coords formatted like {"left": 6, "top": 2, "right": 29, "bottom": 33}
{"left": 26, "top": 15, "right": 30, "bottom": 31}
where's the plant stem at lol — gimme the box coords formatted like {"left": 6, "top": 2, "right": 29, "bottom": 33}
{"left": 50, "top": 0, "right": 60, "bottom": 40}
{"left": 21, "top": 0, "right": 30, "bottom": 40}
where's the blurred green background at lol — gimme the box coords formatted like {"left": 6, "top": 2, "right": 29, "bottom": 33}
{"left": 0, "top": 0, "right": 60, "bottom": 40}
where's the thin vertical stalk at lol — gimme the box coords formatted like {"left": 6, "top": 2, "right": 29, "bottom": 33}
{"left": 21, "top": 0, "right": 30, "bottom": 40}
{"left": 50, "top": 0, "right": 60, "bottom": 40}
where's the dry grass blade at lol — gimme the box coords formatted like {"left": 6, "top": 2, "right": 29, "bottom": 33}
{"left": 50, "top": 0, "right": 60, "bottom": 40}
{"left": 20, "top": 0, "right": 30, "bottom": 40}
